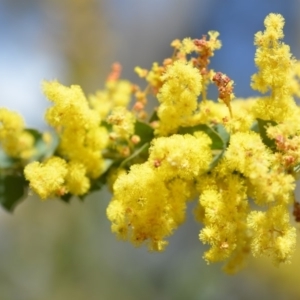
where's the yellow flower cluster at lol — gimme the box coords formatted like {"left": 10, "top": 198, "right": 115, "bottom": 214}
{"left": 0, "top": 108, "right": 35, "bottom": 160}
{"left": 106, "top": 13, "right": 300, "bottom": 273}
{"left": 248, "top": 205, "right": 296, "bottom": 264}
{"left": 107, "top": 107, "right": 135, "bottom": 140}
{"left": 3, "top": 12, "right": 300, "bottom": 274}
{"left": 156, "top": 60, "right": 202, "bottom": 135}
{"left": 24, "top": 157, "right": 90, "bottom": 199}
{"left": 107, "top": 134, "right": 212, "bottom": 251}
{"left": 43, "top": 81, "right": 108, "bottom": 179}
{"left": 195, "top": 173, "right": 249, "bottom": 274}
{"left": 193, "top": 132, "right": 296, "bottom": 273}
{"left": 24, "top": 81, "right": 110, "bottom": 198}
{"left": 251, "top": 13, "right": 298, "bottom": 122}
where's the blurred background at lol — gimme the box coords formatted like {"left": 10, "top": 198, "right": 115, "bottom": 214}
{"left": 1, "top": 0, "right": 300, "bottom": 299}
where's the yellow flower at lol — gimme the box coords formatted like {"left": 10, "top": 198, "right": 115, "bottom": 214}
{"left": 107, "top": 106, "right": 136, "bottom": 140}
{"left": 148, "top": 133, "right": 212, "bottom": 180}
{"left": 43, "top": 81, "right": 109, "bottom": 178}
{"left": 0, "top": 108, "right": 35, "bottom": 160}
{"left": 65, "top": 161, "right": 90, "bottom": 196}
{"left": 24, "top": 157, "right": 68, "bottom": 200}
{"left": 156, "top": 60, "right": 202, "bottom": 135}
{"left": 224, "top": 131, "right": 295, "bottom": 205}
{"left": 43, "top": 81, "right": 100, "bottom": 129}
{"left": 197, "top": 174, "right": 249, "bottom": 272}
{"left": 251, "top": 13, "right": 296, "bottom": 122}
{"left": 248, "top": 205, "right": 296, "bottom": 264}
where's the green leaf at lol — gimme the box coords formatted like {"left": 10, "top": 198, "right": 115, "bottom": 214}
{"left": 178, "top": 124, "right": 224, "bottom": 150}
{"left": 149, "top": 110, "right": 159, "bottom": 123}
{"left": 209, "top": 149, "right": 225, "bottom": 171}
{"left": 251, "top": 119, "right": 277, "bottom": 150}
{"left": 60, "top": 193, "right": 73, "bottom": 203}
{"left": 120, "top": 143, "right": 149, "bottom": 168}
{"left": 213, "top": 124, "right": 230, "bottom": 146}
{"left": 250, "top": 120, "right": 259, "bottom": 133}
{"left": 102, "top": 159, "right": 115, "bottom": 174}
{"left": 100, "top": 120, "right": 112, "bottom": 131}
{"left": 88, "top": 176, "right": 107, "bottom": 196}
{"left": 0, "top": 174, "right": 27, "bottom": 212}
{"left": 134, "top": 120, "right": 154, "bottom": 145}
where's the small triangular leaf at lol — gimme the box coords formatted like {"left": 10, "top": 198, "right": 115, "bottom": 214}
{"left": 254, "top": 119, "right": 277, "bottom": 150}
{"left": 134, "top": 120, "right": 154, "bottom": 145}
{"left": 213, "top": 124, "right": 230, "bottom": 146}
{"left": 178, "top": 124, "right": 224, "bottom": 150}
{"left": 60, "top": 193, "right": 72, "bottom": 203}
{"left": 149, "top": 110, "right": 159, "bottom": 123}
{"left": 0, "top": 174, "right": 27, "bottom": 211}
{"left": 209, "top": 149, "right": 225, "bottom": 171}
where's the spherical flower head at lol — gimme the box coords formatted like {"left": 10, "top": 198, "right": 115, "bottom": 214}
{"left": 106, "top": 167, "right": 127, "bottom": 193}
{"left": 224, "top": 131, "right": 272, "bottom": 176}
{"left": 59, "top": 141, "right": 104, "bottom": 179}
{"left": 159, "top": 60, "right": 202, "bottom": 104}
{"left": 253, "top": 14, "right": 284, "bottom": 50}
{"left": 17, "top": 131, "right": 35, "bottom": 159}
{"left": 225, "top": 131, "right": 295, "bottom": 205}
{"left": 107, "top": 163, "right": 173, "bottom": 251}
{"left": 0, "top": 108, "right": 24, "bottom": 139}
{"left": 3, "top": 131, "right": 35, "bottom": 159}
{"left": 43, "top": 81, "right": 100, "bottom": 129}
{"left": 156, "top": 61, "right": 202, "bottom": 135}
{"left": 263, "top": 13, "right": 285, "bottom": 43}
{"left": 224, "top": 99, "right": 256, "bottom": 133}
{"left": 148, "top": 133, "right": 212, "bottom": 180}
{"left": 247, "top": 205, "right": 296, "bottom": 264}
{"left": 85, "top": 126, "right": 109, "bottom": 150}
{"left": 65, "top": 161, "right": 90, "bottom": 196}
{"left": 251, "top": 95, "right": 297, "bottom": 123}
{"left": 107, "top": 106, "right": 135, "bottom": 139}
{"left": 24, "top": 157, "right": 68, "bottom": 200}
{"left": 0, "top": 108, "right": 37, "bottom": 160}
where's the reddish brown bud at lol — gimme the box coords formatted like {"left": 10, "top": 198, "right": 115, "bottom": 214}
{"left": 107, "top": 62, "right": 122, "bottom": 82}
{"left": 153, "top": 160, "right": 161, "bottom": 168}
